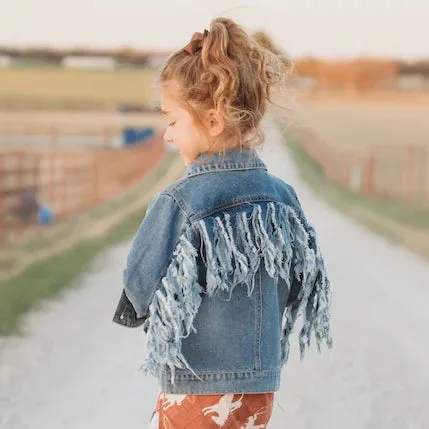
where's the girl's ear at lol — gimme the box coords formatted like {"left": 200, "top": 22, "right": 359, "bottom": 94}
{"left": 205, "top": 109, "right": 225, "bottom": 137}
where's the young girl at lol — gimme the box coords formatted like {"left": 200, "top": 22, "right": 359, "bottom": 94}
{"left": 113, "top": 17, "right": 333, "bottom": 429}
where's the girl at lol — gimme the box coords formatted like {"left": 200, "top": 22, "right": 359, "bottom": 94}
{"left": 113, "top": 17, "right": 333, "bottom": 429}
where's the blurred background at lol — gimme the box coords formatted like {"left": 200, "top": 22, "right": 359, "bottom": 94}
{"left": 1, "top": 0, "right": 428, "bottom": 251}
{"left": 0, "top": 1, "right": 428, "bottom": 428}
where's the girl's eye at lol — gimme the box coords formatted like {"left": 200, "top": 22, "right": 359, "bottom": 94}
{"left": 168, "top": 121, "right": 176, "bottom": 127}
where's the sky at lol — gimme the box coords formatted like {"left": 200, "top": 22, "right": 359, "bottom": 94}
{"left": 0, "top": 0, "right": 428, "bottom": 59}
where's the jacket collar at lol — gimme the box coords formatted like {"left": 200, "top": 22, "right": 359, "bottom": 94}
{"left": 184, "top": 148, "right": 267, "bottom": 177}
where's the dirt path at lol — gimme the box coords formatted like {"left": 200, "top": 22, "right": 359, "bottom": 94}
{"left": 1, "top": 123, "right": 429, "bottom": 428}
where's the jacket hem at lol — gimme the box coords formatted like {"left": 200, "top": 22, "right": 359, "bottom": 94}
{"left": 158, "top": 369, "right": 281, "bottom": 395}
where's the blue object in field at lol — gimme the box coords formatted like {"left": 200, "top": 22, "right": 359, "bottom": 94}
{"left": 38, "top": 205, "right": 54, "bottom": 225}
{"left": 123, "top": 127, "right": 155, "bottom": 146}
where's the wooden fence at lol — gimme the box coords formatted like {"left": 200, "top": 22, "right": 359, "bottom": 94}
{"left": 292, "top": 126, "right": 429, "bottom": 204}
{"left": 0, "top": 124, "right": 121, "bottom": 148}
{"left": 0, "top": 135, "right": 165, "bottom": 246}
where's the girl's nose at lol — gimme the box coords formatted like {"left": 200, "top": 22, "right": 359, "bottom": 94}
{"left": 163, "top": 129, "right": 173, "bottom": 143}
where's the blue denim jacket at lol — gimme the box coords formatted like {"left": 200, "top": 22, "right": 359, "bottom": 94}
{"left": 113, "top": 148, "right": 332, "bottom": 394}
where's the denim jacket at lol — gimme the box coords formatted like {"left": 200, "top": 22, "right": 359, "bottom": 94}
{"left": 113, "top": 148, "right": 332, "bottom": 394}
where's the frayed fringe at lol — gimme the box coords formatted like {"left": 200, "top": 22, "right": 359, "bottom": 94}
{"left": 141, "top": 231, "right": 202, "bottom": 383}
{"left": 142, "top": 202, "right": 332, "bottom": 383}
{"left": 298, "top": 227, "right": 333, "bottom": 358}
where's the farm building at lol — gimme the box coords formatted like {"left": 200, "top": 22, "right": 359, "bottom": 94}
{"left": 61, "top": 56, "right": 117, "bottom": 70}
{"left": 0, "top": 55, "right": 11, "bottom": 68}
{"left": 395, "top": 75, "right": 429, "bottom": 91}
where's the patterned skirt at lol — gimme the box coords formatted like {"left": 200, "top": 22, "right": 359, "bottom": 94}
{"left": 148, "top": 392, "right": 274, "bottom": 429}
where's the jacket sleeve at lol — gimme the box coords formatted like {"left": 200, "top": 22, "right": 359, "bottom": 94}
{"left": 121, "top": 192, "right": 190, "bottom": 319}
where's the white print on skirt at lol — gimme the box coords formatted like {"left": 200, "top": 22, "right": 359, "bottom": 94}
{"left": 160, "top": 393, "right": 188, "bottom": 409}
{"left": 242, "top": 410, "right": 269, "bottom": 429}
{"left": 202, "top": 394, "right": 244, "bottom": 427}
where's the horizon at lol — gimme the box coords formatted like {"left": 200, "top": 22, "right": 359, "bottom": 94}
{"left": 0, "top": 44, "right": 426, "bottom": 63}
{"left": 1, "top": 0, "right": 428, "bottom": 61}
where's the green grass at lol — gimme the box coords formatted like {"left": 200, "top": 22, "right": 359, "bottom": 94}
{"left": 0, "top": 206, "right": 146, "bottom": 335}
{"left": 279, "top": 124, "right": 429, "bottom": 235}
{"left": 0, "top": 151, "right": 180, "bottom": 335}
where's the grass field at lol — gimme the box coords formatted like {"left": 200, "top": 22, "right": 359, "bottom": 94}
{"left": 0, "top": 68, "right": 156, "bottom": 110}
{"left": 291, "top": 101, "right": 429, "bottom": 150}
{"left": 1, "top": 68, "right": 427, "bottom": 148}
{"left": 298, "top": 88, "right": 429, "bottom": 106}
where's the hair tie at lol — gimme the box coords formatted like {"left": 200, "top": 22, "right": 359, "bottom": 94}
{"left": 183, "top": 29, "right": 209, "bottom": 55}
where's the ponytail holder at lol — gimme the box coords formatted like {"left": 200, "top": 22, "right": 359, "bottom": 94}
{"left": 183, "top": 29, "right": 209, "bottom": 55}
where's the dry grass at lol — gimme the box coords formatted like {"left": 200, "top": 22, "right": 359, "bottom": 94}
{"left": 282, "top": 126, "right": 429, "bottom": 261}
{"left": 285, "top": 98, "right": 429, "bottom": 204}
{"left": 0, "top": 68, "right": 157, "bottom": 109}
{"left": 298, "top": 89, "right": 429, "bottom": 106}
{"left": 291, "top": 100, "right": 429, "bottom": 150}
{"left": 0, "top": 111, "right": 166, "bottom": 136}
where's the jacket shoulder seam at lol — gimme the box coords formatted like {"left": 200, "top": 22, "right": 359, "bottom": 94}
{"left": 160, "top": 190, "right": 192, "bottom": 226}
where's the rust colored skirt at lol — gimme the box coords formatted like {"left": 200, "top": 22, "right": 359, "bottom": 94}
{"left": 148, "top": 392, "right": 274, "bottom": 429}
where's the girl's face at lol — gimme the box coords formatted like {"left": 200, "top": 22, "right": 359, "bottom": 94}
{"left": 161, "top": 80, "right": 209, "bottom": 166}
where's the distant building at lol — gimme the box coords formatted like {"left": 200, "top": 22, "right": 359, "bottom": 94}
{"left": 0, "top": 55, "right": 11, "bottom": 68}
{"left": 147, "top": 54, "right": 169, "bottom": 69}
{"left": 62, "top": 56, "right": 117, "bottom": 70}
{"left": 395, "top": 75, "right": 429, "bottom": 91}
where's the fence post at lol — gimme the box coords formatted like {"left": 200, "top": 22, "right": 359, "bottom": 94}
{"left": 49, "top": 152, "right": 56, "bottom": 212}
{"left": 103, "top": 126, "right": 110, "bottom": 148}
{"left": 61, "top": 154, "right": 68, "bottom": 217}
{"left": 0, "top": 153, "right": 3, "bottom": 246}
{"left": 15, "top": 152, "right": 24, "bottom": 241}
{"left": 92, "top": 152, "right": 100, "bottom": 206}
{"left": 363, "top": 148, "right": 375, "bottom": 196}
{"left": 51, "top": 125, "right": 58, "bottom": 147}
{"left": 425, "top": 148, "right": 429, "bottom": 203}
{"left": 405, "top": 146, "right": 416, "bottom": 200}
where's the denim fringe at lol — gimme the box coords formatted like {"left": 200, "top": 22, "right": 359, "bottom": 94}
{"left": 141, "top": 202, "right": 332, "bottom": 383}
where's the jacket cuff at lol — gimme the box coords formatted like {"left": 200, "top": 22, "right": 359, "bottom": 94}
{"left": 112, "top": 289, "right": 148, "bottom": 330}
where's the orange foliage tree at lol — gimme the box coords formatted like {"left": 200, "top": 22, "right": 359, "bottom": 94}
{"left": 295, "top": 57, "right": 399, "bottom": 91}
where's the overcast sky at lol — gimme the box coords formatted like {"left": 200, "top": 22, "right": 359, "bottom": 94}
{"left": 0, "top": 0, "right": 428, "bottom": 59}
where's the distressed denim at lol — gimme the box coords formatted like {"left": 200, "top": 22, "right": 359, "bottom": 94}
{"left": 113, "top": 148, "right": 332, "bottom": 394}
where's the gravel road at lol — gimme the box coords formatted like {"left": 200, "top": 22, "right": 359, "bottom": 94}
{"left": 1, "top": 122, "right": 428, "bottom": 428}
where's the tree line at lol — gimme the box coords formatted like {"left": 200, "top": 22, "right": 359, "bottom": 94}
{"left": 2, "top": 34, "right": 428, "bottom": 91}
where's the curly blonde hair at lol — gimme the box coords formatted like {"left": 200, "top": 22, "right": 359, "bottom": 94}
{"left": 160, "top": 17, "right": 291, "bottom": 150}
